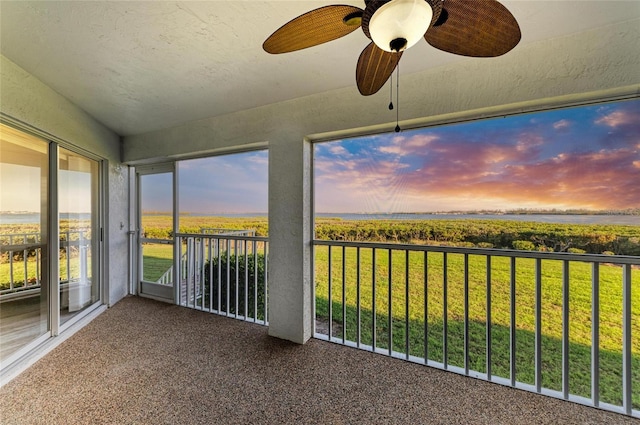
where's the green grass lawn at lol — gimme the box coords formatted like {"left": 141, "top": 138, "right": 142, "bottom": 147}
{"left": 141, "top": 243, "right": 174, "bottom": 282}
{"left": 314, "top": 245, "right": 640, "bottom": 408}
{"left": 0, "top": 243, "right": 172, "bottom": 288}
{"left": 0, "top": 252, "right": 85, "bottom": 291}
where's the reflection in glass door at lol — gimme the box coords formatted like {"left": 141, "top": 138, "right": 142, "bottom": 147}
{"left": 58, "top": 148, "right": 100, "bottom": 325}
{"left": 138, "top": 170, "right": 175, "bottom": 301}
{"left": 0, "top": 123, "right": 49, "bottom": 363}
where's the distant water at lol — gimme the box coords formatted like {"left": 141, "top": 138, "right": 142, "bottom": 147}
{"left": 4, "top": 212, "right": 639, "bottom": 226}
{"left": 316, "top": 213, "right": 640, "bottom": 226}
{"left": 1, "top": 213, "right": 92, "bottom": 224}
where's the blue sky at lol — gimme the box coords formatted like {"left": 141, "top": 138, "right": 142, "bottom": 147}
{"left": 314, "top": 98, "right": 640, "bottom": 213}
{"left": 176, "top": 150, "right": 268, "bottom": 214}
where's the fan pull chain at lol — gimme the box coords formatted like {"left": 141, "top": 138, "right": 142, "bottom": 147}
{"left": 389, "top": 73, "right": 394, "bottom": 110}
{"left": 394, "top": 62, "right": 401, "bottom": 133}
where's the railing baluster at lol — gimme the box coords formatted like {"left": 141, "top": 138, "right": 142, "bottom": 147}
{"left": 443, "top": 252, "right": 448, "bottom": 369}
{"left": 244, "top": 240, "right": 249, "bottom": 320}
{"left": 388, "top": 249, "right": 393, "bottom": 356}
{"left": 190, "top": 238, "right": 195, "bottom": 308}
{"left": 424, "top": 251, "right": 428, "bottom": 364}
{"left": 328, "top": 245, "right": 332, "bottom": 340}
{"left": 235, "top": 240, "right": 239, "bottom": 318}
{"left": 200, "top": 237, "right": 205, "bottom": 309}
{"left": 217, "top": 238, "right": 222, "bottom": 314}
{"left": 342, "top": 246, "right": 346, "bottom": 344}
{"left": 186, "top": 238, "right": 192, "bottom": 308}
{"left": 191, "top": 238, "right": 196, "bottom": 308}
{"left": 208, "top": 238, "right": 213, "bottom": 311}
{"left": 253, "top": 240, "right": 258, "bottom": 322}
{"left": 66, "top": 232, "right": 71, "bottom": 282}
{"left": 562, "top": 260, "right": 570, "bottom": 399}
{"left": 372, "top": 248, "right": 377, "bottom": 351}
{"left": 510, "top": 257, "right": 516, "bottom": 386}
{"left": 535, "top": 258, "right": 542, "bottom": 392}
{"left": 356, "top": 247, "right": 361, "bottom": 348}
{"left": 23, "top": 242, "right": 27, "bottom": 286}
{"left": 36, "top": 246, "right": 41, "bottom": 286}
{"left": 464, "top": 253, "right": 469, "bottom": 374}
{"left": 622, "top": 264, "right": 632, "bottom": 415}
{"left": 486, "top": 256, "right": 492, "bottom": 381}
{"left": 591, "top": 262, "right": 599, "bottom": 407}
{"left": 175, "top": 237, "right": 180, "bottom": 304}
{"left": 226, "top": 239, "right": 231, "bottom": 316}
{"left": 9, "top": 235, "right": 15, "bottom": 290}
{"left": 405, "top": 250, "right": 410, "bottom": 360}
{"left": 263, "top": 242, "right": 268, "bottom": 324}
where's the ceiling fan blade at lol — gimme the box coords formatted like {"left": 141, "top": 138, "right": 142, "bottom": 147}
{"left": 424, "top": 0, "right": 521, "bottom": 57}
{"left": 356, "top": 42, "right": 402, "bottom": 96}
{"left": 263, "top": 5, "right": 363, "bottom": 54}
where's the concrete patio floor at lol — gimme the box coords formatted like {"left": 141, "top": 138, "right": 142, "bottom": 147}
{"left": 0, "top": 296, "right": 634, "bottom": 424}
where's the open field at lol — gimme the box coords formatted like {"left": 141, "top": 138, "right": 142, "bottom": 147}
{"left": 6, "top": 215, "right": 632, "bottom": 255}
{"left": 141, "top": 215, "right": 269, "bottom": 238}
{"left": 137, "top": 215, "right": 640, "bottom": 255}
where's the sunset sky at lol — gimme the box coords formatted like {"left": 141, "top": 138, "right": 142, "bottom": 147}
{"left": 314, "top": 98, "right": 640, "bottom": 213}
{"left": 6, "top": 100, "right": 637, "bottom": 215}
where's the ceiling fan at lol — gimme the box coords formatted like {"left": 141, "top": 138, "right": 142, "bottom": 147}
{"left": 263, "top": 0, "right": 521, "bottom": 96}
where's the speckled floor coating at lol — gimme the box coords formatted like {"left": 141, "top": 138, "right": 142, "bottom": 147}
{"left": 0, "top": 296, "right": 635, "bottom": 425}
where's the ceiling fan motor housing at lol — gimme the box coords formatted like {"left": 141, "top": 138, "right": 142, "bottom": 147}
{"left": 362, "top": 0, "right": 443, "bottom": 47}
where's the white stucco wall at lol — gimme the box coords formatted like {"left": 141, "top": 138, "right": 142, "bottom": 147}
{"left": 0, "top": 54, "right": 128, "bottom": 307}
{"left": 122, "top": 19, "right": 640, "bottom": 344}
{"left": 123, "top": 18, "right": 640, "bottom": 161}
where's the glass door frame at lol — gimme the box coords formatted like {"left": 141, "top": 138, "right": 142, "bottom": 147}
{"left": 53, "top": 143, "right": 105, "bottom": 336}
{"left": 56, "top": 146, "right": 103, "bottom": 331}
{"left": 0, "top": 118, "right": 105, "bottom": 369}
{"left": 135, "top": 163, "right": 178, "bottom": 303}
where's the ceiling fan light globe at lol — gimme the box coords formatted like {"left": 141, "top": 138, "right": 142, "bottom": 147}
{"left": 369, "top": 0, "right": 433, "bottom": 52}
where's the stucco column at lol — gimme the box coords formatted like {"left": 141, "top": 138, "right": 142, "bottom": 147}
{"left": 267, "top": 137, "right": 312, "bottom": 344}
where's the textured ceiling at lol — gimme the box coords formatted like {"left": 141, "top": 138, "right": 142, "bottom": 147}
{"left": 1, "top": 1, "right": 639, "bottom": 136}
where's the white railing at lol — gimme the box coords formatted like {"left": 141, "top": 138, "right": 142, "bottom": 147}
{"left": 0, "top": 232, "right": 42, "bottom": 298}
{"left": 176, "top": 233, "right": 268, "bottom": 325}
{"left": 154, "top": 229, "right": 256, "bottom": 285}
{"left": 155, "top": 261, "right": 174, "bottom": 285}
{"left": 1, "top": 230, "right": 91, "bottom": 301}
{"left": 313, "top": 240, "right": 640, "bottom": 418}
{"left": 200, "top": 228, "right": 256, "bottom": 237}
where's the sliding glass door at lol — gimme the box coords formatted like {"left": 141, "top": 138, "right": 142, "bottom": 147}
{"left": 0, "top": 123, "right": 50, "bottom": 363}
{"left": 0, "top": 122, "right": 103, "bottom": 367}
{"left": 58, "top": 148, "right": 100, "bottom": 324}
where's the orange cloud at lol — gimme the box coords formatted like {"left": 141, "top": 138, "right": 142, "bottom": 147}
{"left": 401, "top": 147, "right": 639, "bottom": 210}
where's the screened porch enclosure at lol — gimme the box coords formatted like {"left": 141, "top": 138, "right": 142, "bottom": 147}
{"left": 1, "top": 1, "right": 639, "bottom": 421}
